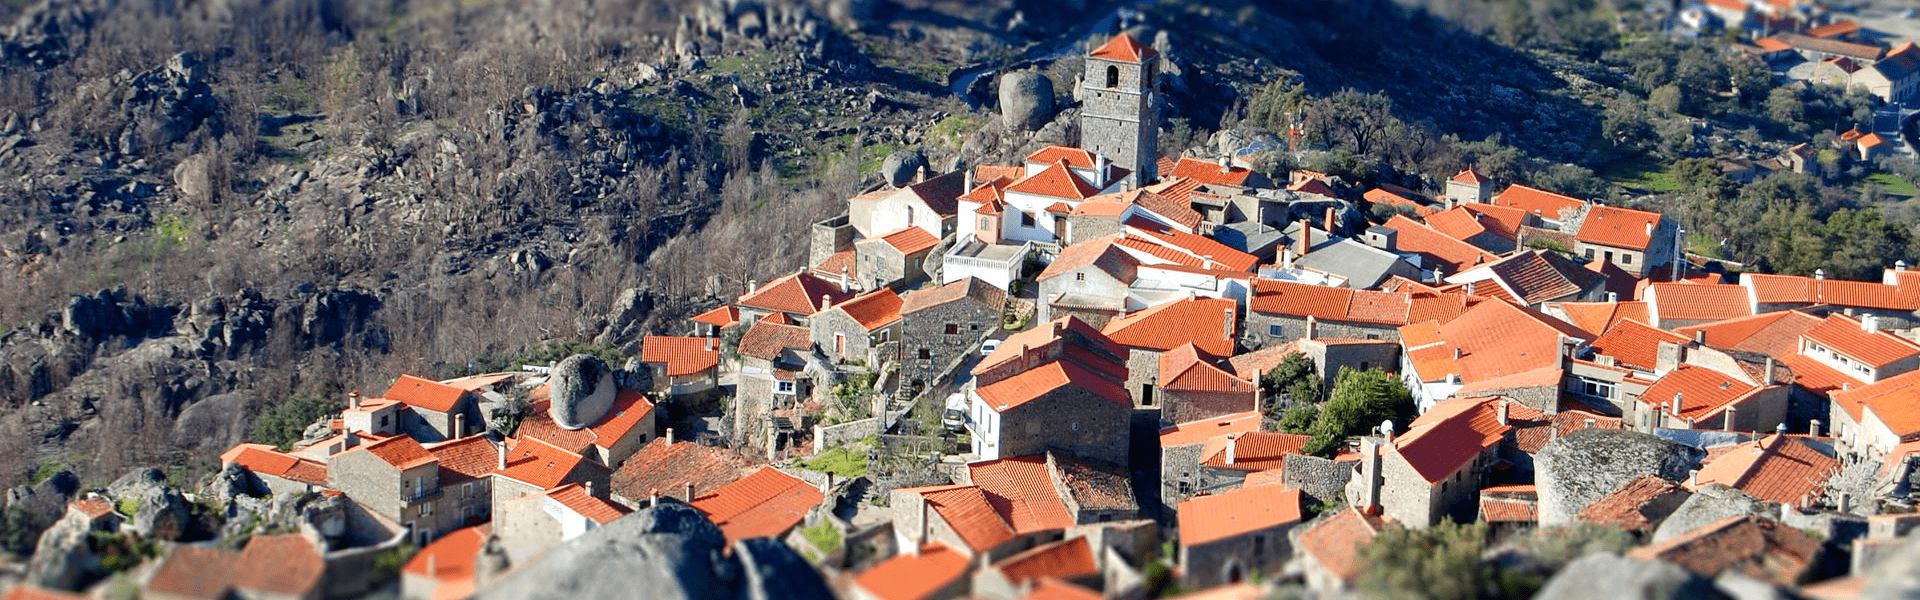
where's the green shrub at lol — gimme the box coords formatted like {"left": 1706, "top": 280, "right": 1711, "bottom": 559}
{"left": 248, "top": 393, "right": 341, "bottom": 451}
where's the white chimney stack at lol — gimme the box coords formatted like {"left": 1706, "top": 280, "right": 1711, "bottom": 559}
{"left": 1689, "top": 469, "right": 1699, "bottom": 487}
{"left": 585, "top": 480, "right": 595, "bottom": 497}
{"left": 840, "top": 266, "right": 850, "bottom": 293}
{"left": 1672, "top": 393, "right": 1683, "bottom": 417}
{"left": 349, "top": 391, "right": 362, "bottom": 410}
{"left": 1811, "top": 419, "right": 1822, "bottom": 438}
{"left": 1497, "top": 400, "right": 1509, "bottom": 425}
{"left": 685, "top": 482, "right": 695, "bottom": 502}
{"left": 1226, "top": 435, "right": 1238, "bottom": 465}
{"left": 1381, "top": 420, "right": 1396, "bottom": 444}
{"left": 748, "top": 280, "right": 758, "bottom": 293}
{"left": 497, "top": 441, "right": 508, "bottom": 470}
{"left": 1864, "top": 315, "right": 1881, "bottom": 334}
{"left": 1815, "top": 269, "right": 1826, "bottom": 280}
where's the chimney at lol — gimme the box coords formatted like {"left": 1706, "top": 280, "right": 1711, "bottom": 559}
{"left": 840, "top": 266, "right": 850, "bottom": 293}
{"left": 1839, "top": 491, "right": 1853, "bottom": 513}
{"left": 821, "top": 473, "right": 833, "bottom": 494}
{"left": 1811, "top": 419, "right": 1822, "bottom": 438}
{"left": 428, "top": 554, "right": 437, "bottom": 577}
{"left": 344, "top": 428, "right": 358, "bottom": 449}
{"left": 706, "top": 336, "right": 715, "bottom": 351}
{"left": 650, "top": 488, "right": 659, "bottom": 507}
{"left": 1725, "top": 405, "right": 1737, "bottom": 430}
{"left": 497, "top": 441, "right": 508, "bottom": 470}
{"left": 455, "top": 413, "right": 466, "bottom": 437}
{"left": 749, "top": 280, "right": 758, "bottom": 293}
{"left": 1764, "top": 357, "right": 1776, "bottom": 385}
{"left": 1224, "top": 308, "right": 1235, "bottom": 341}
{"left": 1296, "top": 223, "right": 1310, "bottom": 258}
{"left": 964, "top": 168, "right": 973, "bottom": 193}
{"left": 1695, "top": 330, "right": 1705, "bottom": 344}
{"left": 1324, "top": 207, "right": 1337, "bottom": 234}
{"left": 1776, "top": 422, "right": 1788, "bottom": 436}
{"left": 1497, "top": 400, "right": 1509, "bottom": 425}
{"left": 1815, "top": 268, "right": 1826, "bottom": 280}
{"left": 1645, "top": 221, "right": 1654, "bottom": 236}
{"left": 1453, "top": 347, "right": 1463, "bottom": 360}
{"left": 1280, "top": 248, "right": 1295, "bottom": 269}
{"left": 1584, "top": 418, "right": 1596, "bottom": 429}
{"left": 1864, "top": 315, "right": 1881, "bottom": 334}
{"left": 1689, "top": 469, "right": 1699, "bottom": 487}
{"left": 1607, "top": 291, "right": 1618, "bottom": 302}
{"left": 915, "top": 164, "right": 927, "bottom": 184}
{"left": 1672, "top": 393, "right": 1683, "bottom": 417}
{"left": 1226, "top": 435, "right": 1238, "bottom": 465}
{"left": 585, "top": 480, "right": 595, "bottom": 497}
{"left": 820, "top": 294, "right": 833, "bottom": 312}
{"left": 1381, "top": 420, "right": 1396, "bottom": 444}
{"left": 1900, "top": 260, "right": 1909, "bottom": 272}
{"left": 685, "top": 482, "right": 695, "bottom": 502}
{"left": 1658, "top": 403, "right": 1669, "bottom": 429}
{"left": 1306, "top": 315, "right": 1318, "bottom": 340}
{"left": 349, "top": 391, "right": 362, "bottom": 410}
{"left": 666, "top": 427, "right": 675, "bottom": 445}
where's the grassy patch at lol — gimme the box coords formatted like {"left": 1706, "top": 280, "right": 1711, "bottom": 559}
{"left": 1868, "top": 173, "right": 1920, "bottom": 198}
{"left": 798, "top": 445, "right": 868, "bottom": 478}
{"left": 1687, "top": 229, "right": 1727, "bottom": 260}
{"left": 1601, "top": 154, "right": 1683, "bottom": 193}
{"left": 116, "top": 498, "right": 143, "bottom": 516}
{"left": 930, "top": 115, "right": 980, "bottom": 150}
{"left": 801, "top": 522, "right": 842, "bottom": 556}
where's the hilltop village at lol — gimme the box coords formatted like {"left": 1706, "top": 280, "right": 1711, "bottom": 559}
{"left": 17, "top": 27, "right": 1920, "bottom": 600}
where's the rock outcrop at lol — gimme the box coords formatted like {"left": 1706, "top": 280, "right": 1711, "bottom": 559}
{"left": 1650, "top": 484, "right": 1772, "bottom": 544}
{"left": 476, "top": 503, "right": 833, "bottom": 600}
{"left": 998, "top": 70, "right": 1054, "bottom": 132}
{"left": 1536, "top": 428, "right": 1698, "bottom": 526}
{"left": 1532, "top": 553, "right": 1717, "bottom": 600}
{"left": 880, "top": 149, "right": 927, "bottom": 188}
{"left": 549, "top": 354, "right": 616, "bottom": 430}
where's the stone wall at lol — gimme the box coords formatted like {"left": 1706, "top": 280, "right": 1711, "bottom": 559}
{"left": 855, "top": 238, "right": 909, "bottom": 291}
{"left": 811, "top": 307, "right": 882, "bottom": 365}
{"left": 1161, "top": 444, "right": 1204, "bottom": 510}
{"left": 327, "top": 450, "right": 403, "bottom": 520}
{"left": 1037, "top": 267, "right": 1129, "bottom": 323}
{"left": 1468, "top": 383, "right": 1560, "bottom": 415}
{"left": 1181, "top": 523, "right": 1295, "bottom": 589}
{"left": 1162, "top": 389, "right": 1257, "bottom": 427}
{"left": 999, "top": 388, "right": 1131, "bottom": 467}
{"left": 1535, "top": 428, "right": 1697, "bottom": 526}
{"left": 899, "top": 295, "right": 999, "bottom": 391}
{"left": 1124, "top": 349, "right": 1160, "bottom": 409}
{"left": 1243, "top": 313, "right": 1398, "bottom": 350}
{"left": 1080, "top": 54, "right": 1158, "bottom": 184}
{"left": 1068, "top": 214, "right": 1124, "bottom": 246}
{"left": 1282, "top": 454, "right": 1354, "bottom": 506}
{"left": 495, "top": 493, "right": 563, "bottom": 564}
{"left": 814, "top": 418, "right": 881, "bottom": 450}
{"left": 810, "top": 213, "right": 855, "bottom": 268}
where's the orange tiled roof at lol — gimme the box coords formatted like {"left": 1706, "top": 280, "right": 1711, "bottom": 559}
{"left": 975, "top": 316, "right": 1127, "bottom": 378}
{"left": 832, "top": 287, "right": 905, "bottom": 331}
{"left": 1288, "top": 178, "right": 1336, "bottom": 197}
{"left": 1160, "top": 343, "right": 1254, "bottom": 395}
{"left": 1575, "top": 205, "right": 1662, "bottom": 250}
{"left": 1123, "top": 216, "right": 1260, "bottom": 272}
{"left": 1452, "top": 168, "right": 1486, "bottom": 184}
{"left": 1426, "top": 206, "right": 1496, "bottom": 242}
{"left": 1637, "top": 365, "right": 1764, "bottom": 423}
{"left": 855, "top": 544, "right": 971, "bottom": 600}
{"left": 1742, "top": 273, "right": 1920, "bottom": 311}
{"left": 69, "top": 496, "right": 115, "bottom": 520}
{"left": 1513, "top": 409, "right": 1623, "bottom": 454}
{"left": 994, "top": 537, "right": 1098, "bottom": 585}
{"left": 1129, "top": 188, "right": 1206, "bottom": 231}
{"left": 1022, "top": 579, "right": 1105, "bottom": 600}
{"left": 1159, "top": 411, "right": 1263, "bottom": 448}
{"left": 811, "top": 249, "right": 856, "bottom": 281}
{"left": 1479, "top": 496, "right": 1538, "bottom": 523}
{"left": 610, "top": 438, "right": 755, "bottom": 503}
{"left": 1, "top": 587, "right": 87, "bottom": 600}
{"left": 1460, "top": 203, "right": 1530, "bottom": 235}
{"left": 1089, "top": 32, "right": 1156, "bottom": 62}
{"left": 1200, "top": 432, "right": 1309, "bottom": 472}
{"left": 1783, "top": 354, "right": 1852, "bottom": 400}
{"left": 1552, "top": 301, "right": 1653, "bottom": 338}
{"left": 1647, "top": 283, "right": 1753, "bottom": 323}
{"left": 1146, "top": 176, "right": 1206, "bottom": 205}
{"left": 902, "top": 277, "right": 1006, "bottom": 315}
{"left": 1102, "top": 297, "right": 1236, "bottom": 356}
{"left": 1394, "top": 397, "right": 1513, "bottom": 483}
{"left": 385, "top": 374, "right": 469, "bottom": 413}
{"left": 1172, "top": 157, "right": 1255, "bottom": 187}
{"left": 1008, "top": 160, "right": 1103, "bottom": 200}
{"left": 1038, "top": 236, "right": 1139, "bottom": 282}
{"left": 1404, "top": 299, "right": 1588, "bottom": 386}
{"left": 1177, "top": 485, "right": 1304, "bottom": 546}
{"left": 442, "top": 372, "right": 516, "bottom": 392}
{"left": 1625, "top": 515, "right": 1821, "bottom": 587}
{"left": 1365, "top": 187, "right": 1436, "bottom": 217}
{"left": 737, "top": 318, "right": 812, "bottom": 361}
{"left": 1026, "top": 146, "right": 1100, "bottom": 169}
{"left": 690, "top": 466, "right": 825, "bottom": 544}
{"left": 1674, "top": 310, "right": 1822, "bottom": 359}
{"left": 545, "top": 483, "right": 630, "bottom": 524}
{"left": 738, "top": 270, "right": 854, "bottom": 316}
{"left": 496, "top": 436, "right": 590, "bottom": 489}
{"left": 361, "top": 436, "right": 438, "bottom": 470}
{"left": 1299, "top": 508, "right": 1389, "bottom": 581}
{"left": 879, "top": 227, "right": 942, "bottom": 256}
{"left": 968, "top": 455, "right": 1077, "bottom": 534}
{"left": 1589, "top": 319, "right": 1692, "bottom": 372}
{"left": 404, "top": 524, "right": 491, "bottom": 580}
{"left": 146, "top": 535, "right": 325, "bottom": 599}
{"left": 1804, "top": 313, "right": 1920, "bottom": 368}
{"left": 917, "top": 485, "right": 1017, "bottom": 552}
{"left": 1383, "top": 215, "right": 1500, "bottom": 274}
{"left": 223, "top": 444, "right": 329, "bottom": 486}
{"left": 1576, "top": 475, "right": 1686, "bottom": 532}
{"left": 1474, "top": 249, "right": 1599, "bottom": 305}
{"left": 1493, "top": 184, "right": 1584, "bottom": 220}
{"left": 642, "top": 336, "right": 721, "bottom": 377}
{"left": 1830, "top": 369, "right": 1920, "bottom": 437}
{"left": 976, "top": 359, "right": 1128, "bottom": 413}
{"left": 517, "top": 389, "right": 656, "bottom": 453}
{"left": 425, "top": 435, "right": 501, "bottom": 483}
{"left": 1692, "top": 433, "right": 1838, "bottom": 505}
{"left": 1754, "top": 37, "right": 1792, "bottom": 52}
{"left": 977, "top": 164, "right": 1027, "bottom": 182}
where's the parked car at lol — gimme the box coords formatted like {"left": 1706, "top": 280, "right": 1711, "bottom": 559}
{"left": 942, "top": 408, "right": 966, "bottom": 432}
{"left": 981, "top": 339, "right": 1001, "bottom": 356}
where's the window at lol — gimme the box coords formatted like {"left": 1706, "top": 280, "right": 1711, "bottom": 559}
{"left": 379, "top": 415, "right": 389, "bottom": 428}
{"left": 919, "top": 348, "right": 931, "bottom": 360}
{"left": 1076, "top": 272, "right": 1086, "bottom": 281}
{"left": 776, "top": 381, "right": 796, "bottom": 394}
{"left": 421, "top": 502, "right": 432, "bottom": 517}
{"left": 1622, "top": 254, "right": 1633, "bottom": 265}
{"left": 1268, "top": 324, "right": 1284, "bottom": 336}
{"left": 971, "top": 324, "right": 979, "bottom": 331}
{"left": 980, "top": 217, "right": 991, "bottom": 230}
{"left": 1179, "top": 481, "right": 1192, "bottom": 494}
{"left": 1253, "top": 535, "right": 1266, "bottom": 556}
{"left": 1072, "top": 422, "right": 1081, "bottom": 433}
{"left": 1578, "top": 378, "right": 1616, "bottom": 400}
{"left": 1365, "top": 333, "right": 1381, "bottom": 340}
{"left": 1585, "top": 248, "right": 1595, "bottom": 259}
{"left": 1022, "top": 212, "right": 1036, "bottom": 227}
{"left": 1105, "top": 65, "right": 1119, "bottom": 88}
{"left": 905, "top": 206, "right": 915, "bottom": 224}
{"left": 945, "top": 324, "right": 959, "bottom": 335}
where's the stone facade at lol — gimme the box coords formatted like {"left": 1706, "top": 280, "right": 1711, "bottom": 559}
{"left": 811, "top": 213, "right": 856, "bottom": 268}
{"left": 1124, "top": 349, "right": 1161, "bottom": 410}
{"left": 1037, "top": 265, "right": 1130, "bottom": 324}
{"left": 1161, "top": 387, "right": 1256, "bottom": 428}
{"left": 406, "top": 402, "right": 479, "bottom": 443}
{"left": 810, "top": 304, "right": 901, "bottom": 366}
{"left": 1345, "top": 435, "right": 1497, "bottom": 528}
{"left": 1281, "top": 454, "right": 1354, "bottom": 507}
{"left": 328, "top": 448, "right": 482, "bottom": 547}
{"left": 1067, "top": 214, "right": 1125, "bottom": 246}
{"left": 898, "top": 289, "right": 1003, "bottom": 391}
{"left": 1081, "top": 41, "right": 1159, "bottom": 187}
{"left": 854, "top": 236, "right": 931, "bottom": 291}
{"left": 1243, "top": 312, "right": 1399, "bottom": 350}
{"left": 1182, "top": 524, "right": 1295, "bottom": 589}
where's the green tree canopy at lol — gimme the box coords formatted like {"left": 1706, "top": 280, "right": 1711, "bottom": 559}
{"left": 1301, "top": 368, "right": 1415, "bottom": 456}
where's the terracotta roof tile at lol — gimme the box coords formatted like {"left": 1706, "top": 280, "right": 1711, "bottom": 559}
{"left": 1403, "top": 299, "right": 1587, "bottom": 386}
{"left": 1513, "top": 409, "right": 1623, "bottom": 454}
{"left": 1009, "top": 160, "right": 1103, "bottom": 200}
{"left": 1625, "top": 515, "right": 1821, "bottom": 587}
{"left": 916, "top": 485, "right": 1017, "bottom": 552}
{"left": 976, "top": 359, "right": 1128, "bottom": 412}
{"left": 545, "top": 483, "right": 630, "bottom": 524}
{"left": 1473, "top": 250, "right": 1597, "bottom": 305}
{"left": 385, "top": 374, "right": 470, "bottom": 413}
{"left": 1830, "top": 369, "right": 1920, "bottom": 437}
{"left": 1122, "top": 217, "right": 1259, "bottom": 272}
{"left": 426, "top": 436, "right": 501, "bottom": 483}
{"left": 1647, "top": 283, "right": 1754, "bottom": 324}
{"left": 1178, "top": 485, "right": 1304, "bottom": 546}
{"left": 1365, "top": 186, "right": 1436, "bottom": 217}
{"left": 1021, "top": 579, "right": 1105, "bottom": 600}
{"left": 1479, "top": 495, "right": 1538, "bottom": 523}
{"left": 1159, "top": 411, "right": 1263, "bottom": 448}
{"left": 1741, "top": 273, "right": 1920, "bottom": 311}
{"left": 70, "top": 496, "right": 115, "bottom": 520}
{"left": 223, "top": 444, "right": 330, "bottom": 486}
{"left": 976, "top": 164, "right": 1027, "bottom": 182}
{"left": 1129, "top": 189, "right": 1206, "bottom": 231}
{"left": 1038, "top": 237, "right": 1139, "bottom": 282}
{"left": 1146, "top": 177, "right": 1206, "bottom": 204}
{"left": 361, "top": 436, "right": 438, "bottom": 470}
{"left": 1026, "top": 146, "right": 1101, "bottom": 169}
{"left": 147, "top": 535, "right": 325, "bottom": 599}
{"left": 690, "top": 466, "right": 825, "bottom": 544}
{"left": 1551, "top": 301, "right": 1652, "bottom": 338}
{"left": 1426, "top": 206, "right": 1495, "bottom": 243}
{"left": 1674, "top": 311, "right": 1822, "bottom": 359}
{"left": 404, "top": 524, "right": 491, "bottom": 580}
{"left": 1102, "top": 298, "right": 1237, "bottom": 356}
{"left": 609, "top": 439, "right": 755, "bottom": 503}
{"left": 1783, "top": 354, "right": 1852, "bottom": 400}
{"left": 517, "top": 389, "right": 656, "bottom": 453}
{"left": 811, "top": 249, "right": 856, "bottom": 281}
{"left": 1493, "top": 184, "right": 1585, "bottom": 220}
{"left": 1461, "top": 203, "right": 1530, "bottom": 236}
{"left": 1, "top": 587, "right": 87, "bottom": 600}
{"left": 737, "top": 270, "right": 855, "bottom": 316}
{"left": 832, "top": 287, "right": 906, "bottom": 331}
{"left": 1576, "top": 475, "right": 1688, "bottom": 532}
{"left": 968, "top": 455, "right": 1076, "bottom": 534}
{"left": 495, "top": 436, "right": 590, "bottom": 489}
{"left": 1803, "top": 313, "right": 1920, "bottom": 368}
{"left": 1575, "top": 205, "right": 1663, "bottom": 250}
{"left": 902, "top": 277, "right": 1007, "bottom": 315}
{"left": 642, "top": 336, "right": 721, "bottom": 377}
{"left": 1590, "top": 319, "right": 1693, "bottom": 372}
{"left": 854, "top": 544, "right": 971, "bottom": 600}
{"left": 1288, "top": 178, "right": 1337, "bottom": 197}
{"left": 1452, "top": 168, "right": 1486, "bottom": 184}
{"left": 1692, "top": 434, "right": 1838, "bottom": 505}
{"left": 442, "top": 373, "right": 516, "bottom": 392}
{"left": 737, "top": 319, "right": 812, "bottom": 361}
{"left": 1089, "top": 32, "right": 1157, "bottom": 62}
{"left": 994, "top": 537, "right": 1098, "bottom": 584}
{"left": 1637, "top": 365, "right": 1765, "bottom": 423}
{"left": 1395, "top": 397, "right": 1513, "bottom": 483}
{"left": 879, "top": 227, "right": 942, "bottom": 256}
{"left": 1383, "top": 215, "right": 1500, "bottom": 274}
{"left": 1160, "top": 343, "right": 1255, "bottom": 396}
{"left": 974, "top": 316, "right": 1127, "bottom": 378}
{"left": 1200, "top": 432, "right": 1310, "bottom": 472}
{"left": 1050, "top": 453, "right": 1138, "bottom": 512}
{"left": 1172, "top": 157, "right": 1255, "bottom": 186}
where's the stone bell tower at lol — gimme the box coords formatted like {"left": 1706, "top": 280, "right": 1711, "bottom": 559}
{"left": 1080, "top": 32, "right": 1159, "bottom": 187}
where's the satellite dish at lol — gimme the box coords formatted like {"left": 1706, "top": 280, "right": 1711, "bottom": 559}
{"left": 1381, "top": 420, "right": 1395, "bottom": 435}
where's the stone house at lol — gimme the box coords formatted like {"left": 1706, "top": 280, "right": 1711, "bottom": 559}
{"left": 490, "top": 436, "right": 610, "bottom": 517}
{"left": 855, "top": 227, "right": 942, "bottom": 290}
{"left": 969, "top": 318, "right": 1132, "bottom": 464}
{"left": 1230, "top": 338, "right": 1401, "bottom": 399}
{"left": 1098, "top": 296, "right": 1238, "bottom": 413}
{"left": 1851, "top": 41, "right": 1920, "bottom": 104}
{"left": 1397, "top": 298, "right": 1589, "bottom": 413}
{"left": 1625, "top": 360, "right": 1788, "bottom": 434}
{"left": 1689, "top": 432, "right": 1839, "bottom": 506}
{"left": 810, "top": 287, "right": 904, "bottom": 366}
{"left": 383, "top": 374, "right": 482, "bottom": 443}
{"left": 513, "top": 388, "right": 658, "bottom": 469}
{"left": 639, "top": 335, "right": 721, "bottom": 398}
{"left": 606, "top": 435, "right": 756, "bottom": 508}
{"left": 1442, "top": 249, "right": 1609, "bottom": 308}
{"left": 848, "top": 169, "right": 969, "bottom": 240}
{"left": 1158, "top": 411, "right": 1262, "bottom": 509}
{"left": 1081, "top": 33, "right": 1159, "bottom": 187}
{"left": 1244, "top": 278, "right": 1473, "bottom": 350}
{"left": 143, "top": 534, "right": 326, "bottom": 600}
{"left": 1346, "top": 396, "right": 1515, "bottom": 528}
{"left": 221, "top": 443, "right": 330, "bottom": 499}
{"left": 1625, "top": 515, "right": 1823, "bottom": 588}
{"left": 690, "top": 466, "right": 826, "bottom": 545}
{"left": 1567, "top": 204, "right": 1678, "bottom": 279}
{"left": 1446, "top": 168, "right": 1490, "bottom": 207}
{"left": 1825, "top": 369, "right": 1920, "bottom": 458}
{"left": 1035, "top": 236, "right": 1138, "bottom": 326}
{"left": 852, "top": 543, "right": 973, "bottom": 600}
{"left": 736, "top": 269, "right": 856, "bottom": 325}
{"left": 327, "top": 435, "right": 490, "bottom": 547}
{"left": 1065, "top": 188, "right": 1205, "bottom": 247}
{"left": 969, "top": 537, "right": 1101, "bottom": 600}
{"left": 1156, "top": 343, "right": 1257, "bottom": 426}
{"left": 897, "top": 277, "right": 1007, "bottom": 392}
{"left": 734, "top": 317, "right": 820, "bottom": 454}
{"left": 1177, "top": 485, "right": 1304, "bottom": 587}
{"left": 890, "top": 453, "right": 1137, "bottom": 566}
{"left": 1161, "top": 422, "right": 1309, "bottom": 508}
{"left": 1296, "top": 507, "right": 1389, "bottom": 596}
{"left": 492, "top": 482, "right": 629, "bottom": 564}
